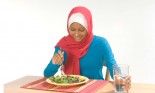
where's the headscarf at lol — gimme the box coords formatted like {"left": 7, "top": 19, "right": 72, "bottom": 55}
{"left": 56, "top": 6, "right": 94, "bottom": 75}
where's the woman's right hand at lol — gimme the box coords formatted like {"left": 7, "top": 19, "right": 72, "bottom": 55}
{"left": 52, "top": 50, "right": 64, "bottom": 65}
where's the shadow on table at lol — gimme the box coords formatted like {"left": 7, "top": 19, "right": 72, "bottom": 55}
{"left": 98, "top": 90, "right": 114, "bottom": 93}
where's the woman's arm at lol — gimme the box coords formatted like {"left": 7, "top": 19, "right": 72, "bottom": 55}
{"left": 43, "top": 47, "right": 66, "bottom": 78}
{"left": 102, "top": 38, "right": 117, "bottom": 79}
{"left": 43, "top": 59, "right": 59, "bottom": 78}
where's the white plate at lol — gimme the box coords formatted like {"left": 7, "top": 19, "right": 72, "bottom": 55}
{"left": 46, "top": 75, "right": 89, "bottom": 86}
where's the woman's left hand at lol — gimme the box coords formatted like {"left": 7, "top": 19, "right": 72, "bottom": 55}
{"left": 125, "top": 75, "right": 131, "bottom": 92}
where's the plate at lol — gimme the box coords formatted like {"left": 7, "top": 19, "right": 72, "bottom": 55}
{"left": 46, "top": 75, "right": 89, "bottom": 86}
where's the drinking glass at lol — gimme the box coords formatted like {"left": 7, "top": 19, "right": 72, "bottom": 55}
{"left": 113, "top": 64, "right": 129, "bottom": 93}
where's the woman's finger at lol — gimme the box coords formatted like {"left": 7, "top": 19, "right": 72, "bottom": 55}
{"left": 52, "top": 54, "right": 60, "bottom": 64}
{"left": 58, "top": 50, "right": 64, "bottom": 64}
{"left": 52, "top": 55, "right": 57, "bottom": 64}
{"left": 52, "top": 58, "right": 56, "bottom": 64}
{"left": 58, "top": 50, "right": 64, "bottom": 58}
{"left": 125, "top": 75, "right": 131, "bottom": 91}
{"left": 60, "top": 51, "right": 64, "bottom": 63}
{"left": 55, "top": 54, "right": 62, "bottom": 64}
{"left": 56, "top": 53, "right": 61, "bottom": 64}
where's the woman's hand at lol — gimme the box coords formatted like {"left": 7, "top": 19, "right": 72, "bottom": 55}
{"left": 52, "top": 50, "right": 64, "bottom": 65}
{"left": 125, "top": 75, "right": 131, "bottom": 92}
{"left": 114, "top": 75, "right": 131, "bottom": 93}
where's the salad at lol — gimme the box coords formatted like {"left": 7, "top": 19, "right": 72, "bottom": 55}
{"left": 49, "top": 75, "right": 86, "bottom": 84}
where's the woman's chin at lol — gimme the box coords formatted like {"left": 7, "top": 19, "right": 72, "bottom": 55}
{"left": 74, "top": 38, "right": 82, "bottom": 42}
{"left": 75, "top": 39, "right": 82, "bottom": 42}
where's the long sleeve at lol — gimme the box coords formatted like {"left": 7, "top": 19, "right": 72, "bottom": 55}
{"left": 102, "top": 38, "right": 117, "bottom": 79}
{"left": 43, "top": 47, "right": 66, "bottom": 78}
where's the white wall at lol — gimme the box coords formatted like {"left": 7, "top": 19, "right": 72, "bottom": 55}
{"left": 1, "top": 0, "right": 155, "bottom": 92}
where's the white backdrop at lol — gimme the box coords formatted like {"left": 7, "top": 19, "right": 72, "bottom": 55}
{"left": 1, "top": 0, "right": 155, "bottom": 92}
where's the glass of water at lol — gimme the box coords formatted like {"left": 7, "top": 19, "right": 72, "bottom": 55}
{"left": 113, "top": 64, "right": 129, "bottom": 93}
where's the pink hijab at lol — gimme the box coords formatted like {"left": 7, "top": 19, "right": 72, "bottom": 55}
{"left": 56, "top": 6, "right": 94, "bottom": 75}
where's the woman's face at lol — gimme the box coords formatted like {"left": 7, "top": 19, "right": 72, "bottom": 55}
{"left": 68, "top": 22, "right": 88, "bottom": 42}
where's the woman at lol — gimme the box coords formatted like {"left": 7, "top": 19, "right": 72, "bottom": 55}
{"left": 44, "top": 6, "right": 131, "bottom": 90}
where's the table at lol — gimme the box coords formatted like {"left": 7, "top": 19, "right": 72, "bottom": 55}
{"left": 4, "top": 76, "right": 155, "bottom": 93}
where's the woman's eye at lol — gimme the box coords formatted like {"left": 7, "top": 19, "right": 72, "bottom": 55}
{"left": 71, "top": 29, "right": 75, "bottom": 31}
{"left": 79, "top": 29, "right": 84, "bottom": 32}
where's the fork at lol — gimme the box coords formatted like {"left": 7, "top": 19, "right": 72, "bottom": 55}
{"left": 60, "top": 64, "right": 65, "bottom": 75}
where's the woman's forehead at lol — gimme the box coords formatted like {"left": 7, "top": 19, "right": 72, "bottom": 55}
{"left": 69, "top": 22, "right": 86, "bottom": 29}
{"left": 70, "top": 22, "right": 84, "bottom": 26}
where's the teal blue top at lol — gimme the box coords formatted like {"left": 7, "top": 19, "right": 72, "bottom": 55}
{"left": 43, "top": 35, "right": 117, "bottom": 80}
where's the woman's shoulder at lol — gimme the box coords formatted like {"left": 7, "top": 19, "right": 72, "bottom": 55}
{"left": 91, "top": 35, "right": 112, "bottom": 51}
{"left": 89, "top": 35, "right": 111, "bottom": 52}
{"left": 92, "top": 35, "right": 108, "bottom": 44}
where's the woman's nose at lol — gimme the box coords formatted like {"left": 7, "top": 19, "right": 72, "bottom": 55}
{"left": 75, "top": 31, "right": 79, "bottom": 36}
